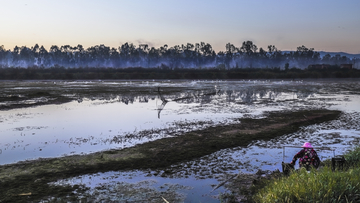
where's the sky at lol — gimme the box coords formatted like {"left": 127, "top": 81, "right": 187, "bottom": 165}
{"left": 1, "top": 0, "right": 360, "bottom": 54}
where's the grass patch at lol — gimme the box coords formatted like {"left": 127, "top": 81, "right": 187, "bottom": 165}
{"left": 252, "top": 147, "right": 360, "bottom": 203}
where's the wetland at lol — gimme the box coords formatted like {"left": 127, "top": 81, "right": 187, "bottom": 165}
{"left": 1, "top": 79, "right": 360, "bottom": 202}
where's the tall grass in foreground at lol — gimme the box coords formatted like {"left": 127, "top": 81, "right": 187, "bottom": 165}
{"left": 254, "top": 167, "right": 360, "bottom": 202}
{"left": 254, "top": 146, "right": 360, "bottom": 203}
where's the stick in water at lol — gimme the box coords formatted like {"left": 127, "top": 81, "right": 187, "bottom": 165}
{"left": 211, "top": 173, "right": 240, "bottom": 192}
{"left": 162, "top": 196, "right": 170, "bottom": 203}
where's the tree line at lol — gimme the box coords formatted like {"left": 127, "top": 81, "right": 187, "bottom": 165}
{"left": 0, "top": 41, "right": 357, "bottom": 69}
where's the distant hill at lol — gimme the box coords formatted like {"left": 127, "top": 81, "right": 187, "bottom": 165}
{"left": 317, "top": 51, "right": 360, "bottom": 59}
{"left": 283, "top": 51, "right": 360, "bottom": 59}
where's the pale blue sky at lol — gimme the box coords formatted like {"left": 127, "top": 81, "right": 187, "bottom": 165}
{"left": 1, "top": 0, "right": 359, "bottom": 53}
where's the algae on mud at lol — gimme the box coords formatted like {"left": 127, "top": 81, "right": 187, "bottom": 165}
{"left": 0, "top": 109, "right": 341, "bottom": 202}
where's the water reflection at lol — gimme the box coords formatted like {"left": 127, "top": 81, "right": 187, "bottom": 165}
{"left": 0, "top": 79, "right": 359, "bottom": 165}
{"left": 67, "top": 82, "right": 316, "bottom": 107}
{"left": 156, "top": 87, "right": 219, "bottom": 118}
{"left": 157, "top": 100, "right": 167, "bottom": 119}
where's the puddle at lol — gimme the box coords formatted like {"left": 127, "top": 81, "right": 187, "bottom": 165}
{"left": 51, "top": 171, "right": 223, "bottom": 203}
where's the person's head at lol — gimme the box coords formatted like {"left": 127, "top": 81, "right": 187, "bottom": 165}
{"left": 301, "top": 142, "right": 313, "bottom": 148}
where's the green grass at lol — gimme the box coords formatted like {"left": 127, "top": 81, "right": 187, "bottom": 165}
{"left": 344, "top": 146, "right": 360, "bottom": 167}
{"left": 253, "top": 146, "right": 360, "bottom": 203}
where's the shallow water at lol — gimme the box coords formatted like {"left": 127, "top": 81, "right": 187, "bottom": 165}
{"left": 1, "top": 79, "right": 360, "bottom": 201}
{"left": 0, "top": 79, "right": 325, "bottom": 164}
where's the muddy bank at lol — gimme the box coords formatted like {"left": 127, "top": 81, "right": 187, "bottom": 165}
{"left": 0, "top": 95, "right": 72, "bottom": 110}
{"left": 0, "top": 109, "right": 341, "bottom": 202}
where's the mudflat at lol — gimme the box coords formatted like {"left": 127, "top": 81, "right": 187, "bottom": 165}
{"left": 0, "top": 109, "right": 341, "bottom": 202}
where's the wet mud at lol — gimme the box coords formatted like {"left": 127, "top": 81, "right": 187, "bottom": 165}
{"left": 0, "top": 109, "right": 340, "bottom": 202}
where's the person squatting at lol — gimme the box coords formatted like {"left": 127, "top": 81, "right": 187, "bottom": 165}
{"left": 291, "top": 142, "right": 321, "bottom": 170}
